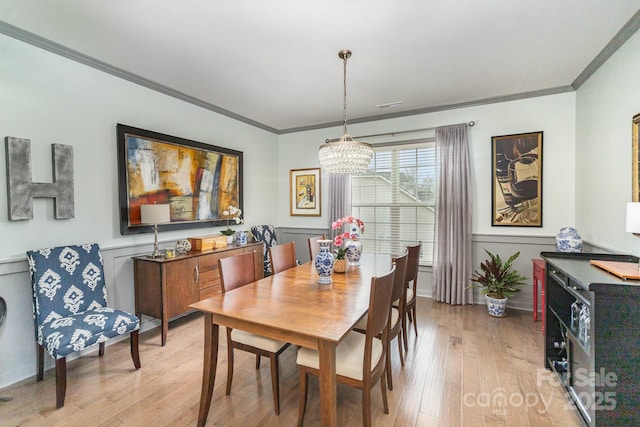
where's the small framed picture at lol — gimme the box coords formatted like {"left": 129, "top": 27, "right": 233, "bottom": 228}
{"left": 290, "top": 168, "right": 321, "bottom": 216}
{"left": 491, "top": 131, "right": 543, "bottom": 226}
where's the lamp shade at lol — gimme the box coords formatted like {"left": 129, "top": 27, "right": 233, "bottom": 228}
{"left": 140, "top": 204, "right": 171, "bottom": 225}
{"left": 626, "top": 202, "right": 640, "bottom": 233}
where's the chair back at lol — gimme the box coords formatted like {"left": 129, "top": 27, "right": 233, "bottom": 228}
{"left": 268, "top": 241, "right": 297, "bottom": 274}
{"left": 250, "top": 225, "right": 278, "bottom": 274}
{"left": 219, "top": 251, "right": 259, "bottom": 292}
{"left": 391, "top": 252, "right": 409, "bottom": 304}
{"left": 366, "top": 265, "right": 396, "bottom": 340}
{"left": 406, "top": 242, "right": 422, "bottom": 290}
{"left": 26, "top": 244, "right": 107, "bottom": 334}
{"left": 307, "top": 234, "right": 326, "bottom": 262}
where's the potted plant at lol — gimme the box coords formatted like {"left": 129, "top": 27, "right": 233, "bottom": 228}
{"left": 469, "top": 249, "right": 527, "bottom": 317}
{"left": 333, "top": 245, "right": 347, "bottom": 273}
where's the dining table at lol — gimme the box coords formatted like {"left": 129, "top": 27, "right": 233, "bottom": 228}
{"left": 189, "top": 253, "right": 392, "bottom": 427}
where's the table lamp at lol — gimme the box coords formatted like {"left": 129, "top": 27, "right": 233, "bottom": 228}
{"left": 626, "top": 202, "right": 640, "bottom": 236}
{"left": 140, "top": 203, "right": 171, "bottom": 258}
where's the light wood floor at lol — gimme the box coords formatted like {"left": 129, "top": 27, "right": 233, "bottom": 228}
{"left": 0, "top": 298, "right": 584, "bottom": 426}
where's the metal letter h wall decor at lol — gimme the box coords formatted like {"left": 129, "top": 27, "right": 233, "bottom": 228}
{"left": 5, "top": 137, "right": 75, "bottom": 220}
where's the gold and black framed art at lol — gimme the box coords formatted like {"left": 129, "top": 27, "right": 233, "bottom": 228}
{"left": 491, "top": 131, "right": 543, "bottom": 226}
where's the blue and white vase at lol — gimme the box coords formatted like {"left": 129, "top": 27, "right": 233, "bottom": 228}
{"left": 235, "top": 230, "right": 248, "bottom": 246}
{"left": 345, "top": 240, "right": 363, "bottom": 267}
{"left": 314, "top": 240, "right": 335, "bottom": 284}
{"left": 556, "top": 227, "right": 582, "bottom": 252}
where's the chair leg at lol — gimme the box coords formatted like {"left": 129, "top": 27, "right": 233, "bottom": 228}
{"left": 380, "top": 370, "right": 389, "bottom": 414}
{"left": 386, "top": 336, "right": 393, "bottom": 391}
{"left": 398, "top": 334, "right": 405, "bottom": 367}
{"left": 130, "top": 330, "right": 141, "bottom": 369}
{"left": 226, "top": 332, "right": 234, "bottom": 396}
{"left": 55, "top": 357, "right": 67, "bottom": 409}
{"left": 411, "top": 305, "right": 418, "bottom": 337}
{"left": 362, "top": 385, "right": 371, "bottom": 427}
{"left": 99, "top": 342, "right": 105, "bottom": 357}
{"left": 269, "top": 353, "right": 281, "bottom": 415}
{"left": 37, "top": 344, "right": 44, "bottom": 381}
{"left": 297, "top": 368, "right": 308, "bottom": 427}
{"left": 402, "top": 312, "right": 409, "bottom": 352}
{"left": 256, "top": 354, "right": 261, "bottom": 369}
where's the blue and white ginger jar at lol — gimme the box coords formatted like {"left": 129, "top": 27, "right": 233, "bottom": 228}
{"left": 556, "top": 227, "right": 582, "bottom": 252}
{"left": 314, "top": 240, "right": 335, "bottom": 285}
{"left": 235, "top": 230, "right": 247, "bottom": 246}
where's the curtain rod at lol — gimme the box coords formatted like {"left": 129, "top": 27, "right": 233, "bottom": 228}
{"left": 324, "top": 120, "right": 476, "bottom": 143}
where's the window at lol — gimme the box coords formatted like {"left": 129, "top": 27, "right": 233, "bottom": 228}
{"left": 351, "top": 140, "right": 436, "bottom": 265}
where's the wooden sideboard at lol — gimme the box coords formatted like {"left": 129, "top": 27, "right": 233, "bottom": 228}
{"left": 133, "top": 241, "right": 263, "bottom": 346}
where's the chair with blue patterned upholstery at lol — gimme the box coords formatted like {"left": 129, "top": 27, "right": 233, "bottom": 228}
{"left": 26, "top": 243, "right": 141, "bottom": 408}
{"left": 250, "top": 225, "right": 278, "bottom": 275}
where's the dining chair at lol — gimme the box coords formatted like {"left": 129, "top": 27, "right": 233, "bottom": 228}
{"left": 396, "top": 241, "right": 422, "bottom": 352}
{"left": 307, "top": 234, "right": 326, "bottom": 262}
{"left": 354, "top": 251, "right": 408, "bottom": 390}
{"left": 268, "top": 241, "right": 297, "bottom": 274}
{"left": 250, "top": 225, "right": 278, "bottom": 275}
{"left": 25, "top": 243, "right": 141, "bottom": 408}
{"left": 297, "top": 265, "right": 396, "bottom": 427}
{"left": 218, "top": 250, "right": 290, "bottom": 415}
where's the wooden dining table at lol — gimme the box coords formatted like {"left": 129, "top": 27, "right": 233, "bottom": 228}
{"left": 189, "top": 253, "right": 392, "bottom": 427}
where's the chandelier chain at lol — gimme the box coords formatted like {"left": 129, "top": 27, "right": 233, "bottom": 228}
{"left": 318, "top": 49, "right": 373, "bottom": 175}
{"left": 343, "top": 54, "right": 348, "bottom": 136}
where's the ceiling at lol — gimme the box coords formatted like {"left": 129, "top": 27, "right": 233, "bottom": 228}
{"left": 1, "top": 1, "right": 640, "bottom": 133}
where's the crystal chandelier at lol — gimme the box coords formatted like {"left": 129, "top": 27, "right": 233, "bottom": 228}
{"left": 319, "top": 49, "right": 373, "bottom": 174}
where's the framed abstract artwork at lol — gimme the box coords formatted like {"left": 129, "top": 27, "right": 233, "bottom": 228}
{"left": 491, "top": 131, "right": 543, "bottom": 226}
{"left": 117, "top": 124, "right": 243, "bottom": 235}
{"left": 289, "top": 168, "right": 321, "bottom": 216}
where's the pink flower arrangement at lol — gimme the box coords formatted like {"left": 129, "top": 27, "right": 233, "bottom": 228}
{"left": 332, "top": 216, "right": 365, "bottom": 246}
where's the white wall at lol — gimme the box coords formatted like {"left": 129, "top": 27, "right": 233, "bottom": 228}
{"left": 278, "top": 93, "right": 577, "bottom": 237}
{"left": 0, "top": 34, "right": 279, "bottom": 388}
{"left": 575, "top": 30, "right": 640, "bottom": 257}
{"left": 0, "top": 34, "right": 279, "bottom": 262}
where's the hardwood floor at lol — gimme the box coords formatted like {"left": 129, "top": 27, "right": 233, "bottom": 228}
{"left": 0, "top": 298, "right": 583, "bottom": 426}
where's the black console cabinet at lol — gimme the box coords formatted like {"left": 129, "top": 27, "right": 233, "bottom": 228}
{"left": 542, "top": 252, "right": 640, "bottom": 426}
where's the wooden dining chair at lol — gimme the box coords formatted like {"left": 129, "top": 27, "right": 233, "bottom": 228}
{"left": 218, "top": 251, "right": 291, "bottom": 415}
{"left": 396, "top": 241, "right": 422, "bottom": 352}
{"left": 268, "top": 241, "right": 297, "bottom": 274}
{"left": 354, "top": 251, "right": 408, "bottom": 390}
{"left": 307, "top": 234, "right": 326, "bottom": 262}
{"left": 297, "top": 265, "right": 396, "bottom": 427}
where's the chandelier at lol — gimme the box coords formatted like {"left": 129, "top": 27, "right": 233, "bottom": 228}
{"left": 319, "top": 49, "right": 373, "bottom": 174}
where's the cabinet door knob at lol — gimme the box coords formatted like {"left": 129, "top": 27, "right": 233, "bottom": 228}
{"left": 194, "top": 265, "right": 200, "bottom": 282}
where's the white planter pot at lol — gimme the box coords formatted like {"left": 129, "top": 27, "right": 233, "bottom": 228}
{"left": 485, "top": 294, "right": 508, "bottom": 317}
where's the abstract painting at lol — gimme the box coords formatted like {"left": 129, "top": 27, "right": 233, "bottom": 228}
{"left": 117, "top": 124, "right": 243, "bottom": 235}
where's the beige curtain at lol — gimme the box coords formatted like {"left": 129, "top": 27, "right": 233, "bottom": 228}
{"left": 433, "top": 124, "right": 473, "bottom": 305}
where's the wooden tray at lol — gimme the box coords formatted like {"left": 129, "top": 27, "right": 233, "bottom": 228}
{"left": 590, "top": 260, "right": 640, "bottom": 280}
